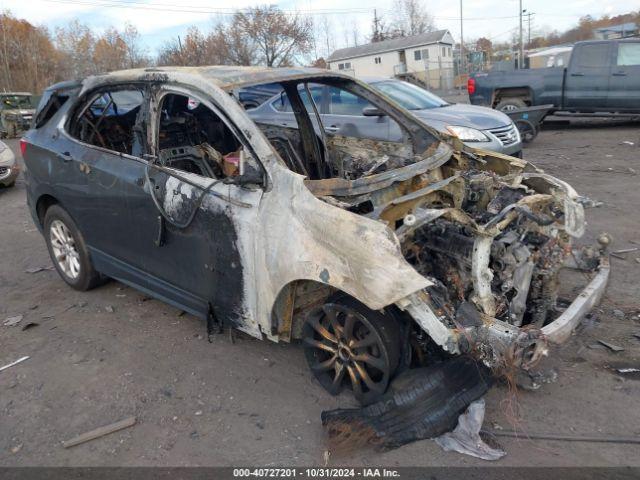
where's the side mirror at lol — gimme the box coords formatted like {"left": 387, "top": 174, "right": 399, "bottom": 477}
{"left": 362, "top": 106, "right": 386, "bottom": 117}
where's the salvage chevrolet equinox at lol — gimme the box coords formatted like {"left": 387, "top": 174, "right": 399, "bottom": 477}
{"left": 22, "top": 67, "right": 610, "bottom": 405}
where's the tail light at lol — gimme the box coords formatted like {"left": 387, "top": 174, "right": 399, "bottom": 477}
{"left": 20, "top": 138, "right": 27, "bottom": 156}
{"left": 467, "top": 77, "right": 476, "bottom": 95}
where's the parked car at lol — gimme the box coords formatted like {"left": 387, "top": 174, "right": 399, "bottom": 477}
{"left": 22, "top": 67, "right": 607, "bottom": 405}
{"left": 237, "top": 82, "right": 283, "bottom": 109}
{"left": 248, "top": 78, "right": 522, "bottom": 157}
{"left": 0, "top": 140, "right": 19, "bottom": 187}
{"left": 468, "top": 38, "right": 640, "bottom": 113}
{"left": 0, "top": 92, "right": 35, "bottom": 138}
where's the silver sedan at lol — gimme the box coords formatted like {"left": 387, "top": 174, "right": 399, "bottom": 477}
{"left": 0, "top": 140, "right": 19, "bottom": 187}
{"left": 248, "top": 78, "right": 522, "bottom": 157}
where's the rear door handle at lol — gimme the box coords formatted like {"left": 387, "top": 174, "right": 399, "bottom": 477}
{"left": 57, "top": 152, "right": 72, "bottom": 163}
{"left": 612, "top": 71, "right": 627, "bottom": 76}
{"left": 325, "top": 125, "right": 339, "bottom": 133}
{"left": 570, "top": 72, "right": 584, "bottom": 77}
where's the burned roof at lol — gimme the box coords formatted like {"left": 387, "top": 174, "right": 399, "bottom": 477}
{"left": 96, "top": 66, "right": 346, "bottom": 91}
{"left": 327, "top": 30, "right": 451, "bottom": 62}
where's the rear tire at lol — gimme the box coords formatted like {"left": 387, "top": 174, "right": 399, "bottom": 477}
{"left": 303, "top": 294, "right": 402, "bottom": 405}
{"left": 496, "top": 97, "right": 527, "bottom": 112}
{"left": 44, "top": 205, "right": 104, "bottom": 291}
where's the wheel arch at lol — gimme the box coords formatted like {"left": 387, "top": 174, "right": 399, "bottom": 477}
{"left": 269, "top": 278, "right": 411, "bottom": 343}
{"left": 36, "top": 193, "right": 61, "bottom": 227}
{"left": 270, "top": 279, "right": 336, "bottom": 342}
{"left": 492, "top": 87, "right": 533, "bottom": 108}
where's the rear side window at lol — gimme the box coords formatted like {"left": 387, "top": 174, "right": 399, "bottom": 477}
{"left": 617, "top": 43, "right": 640, "bottom": 66}
{"left": 272, "top": 87, "right": 321, "bottom": 113}
{"left": 69, "top": 89, "right": 144, "bottom": 156}
{"left": 35, "top": 93, "right": 69, "bottom": 128}
{"left": 574, "top": 43, "right": 609, "bottom": 68}
{"left": 327, "top": 86, "right": 373, "bottom": 116}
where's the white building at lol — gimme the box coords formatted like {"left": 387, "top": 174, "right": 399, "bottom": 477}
{"left": 327, "top": 30, "right": 455, "bottom": 89}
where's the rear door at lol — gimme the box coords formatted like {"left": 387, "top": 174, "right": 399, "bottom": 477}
{"left": 607, "top": 40, "right": 640, "bottom": 111}
{"left": 63, "top": 85, "right": 150, "bottom": 269}
{"left": 564, "top": 42, "right": 612, "bottom": 111}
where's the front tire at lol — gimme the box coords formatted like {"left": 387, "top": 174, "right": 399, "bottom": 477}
{"left": 44, "top": 205, "right": 103, "bottom": 291}
{"left": 303, "top": 294, "right": 402, "bottom": 405}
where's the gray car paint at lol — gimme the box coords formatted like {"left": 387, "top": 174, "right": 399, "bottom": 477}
{"left": 247, "top": 78, "right": 522, "bottom": 156}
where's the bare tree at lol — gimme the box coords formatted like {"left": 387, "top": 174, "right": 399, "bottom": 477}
{"left": 0, "top": 12, "right": 60, "bottom": 92}
{"left": 55, "top": 20, "right": 97, "bottom": 78}
{"left": 121, "top": 23, "right": 149, "bottom": 68}
{"left": 390, "top": 0, "right": 435, "bottom": 37}
{"left": 93, "top": 27, "right": 128, "bottom": 73}
{"left": 317, "top": 16, "right": 335, "bottom": 59}
{"left": 234, "top": 5, "right": 313, "bottom": 67}
{"left": 208, "top": 24, "right": 257, "bottom": 66}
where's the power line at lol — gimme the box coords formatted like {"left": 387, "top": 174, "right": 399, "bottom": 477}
{"left": 40, "top": 0, "right": 524, "bottom": 20}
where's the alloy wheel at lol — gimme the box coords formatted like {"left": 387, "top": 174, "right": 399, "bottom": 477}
{"left": 500, "top": 104, "right": 519, "bottom": 112}
{"left": 303, "top": 303, "right": 393, "bottom": 403}
{"left": 49, "top": 219, "right": 81, "bottom": 280}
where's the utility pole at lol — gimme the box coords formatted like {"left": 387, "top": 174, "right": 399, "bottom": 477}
{"left": 177, "top": 35, "right": 184, "bottom": 66}
{"left": 373, "top": 9, "right": 381, "bottom": 42}
{"left": 526, "top": 11, "right": 534, "bottom": 47}
{"left": 460, "top": 0, "right": 464, "bottom": 83}
{"left": 519, "top": 0, "right": 524, "bottom": 69}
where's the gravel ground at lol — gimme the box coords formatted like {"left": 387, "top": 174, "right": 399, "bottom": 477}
{"left": 1, "top": 119, "right": 640, "bottom": 467}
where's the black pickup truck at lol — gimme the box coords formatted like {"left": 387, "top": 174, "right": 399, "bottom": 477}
{"left": 468, "top": 38, "right": 640, "bottom": 113}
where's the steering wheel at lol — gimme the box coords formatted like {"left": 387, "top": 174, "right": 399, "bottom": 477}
{"left": 82, "top": 110, "right": 107, "bottom": 148}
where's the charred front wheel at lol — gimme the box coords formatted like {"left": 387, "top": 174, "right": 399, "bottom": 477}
{"left": 303, "top": 296, "right": 401, "bottom": 405}
{"left": 44, "top": 205, "right": 105, "bottom": 291}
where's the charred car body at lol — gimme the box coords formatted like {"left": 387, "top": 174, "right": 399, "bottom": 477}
{"left": 22, "top": 67, "right": 609, "bottom": 404}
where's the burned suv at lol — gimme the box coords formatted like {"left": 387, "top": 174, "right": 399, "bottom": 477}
{"left": 22, "top": 67, "right": 609, "bottom": 404}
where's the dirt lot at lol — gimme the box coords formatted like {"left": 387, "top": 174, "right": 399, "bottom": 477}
{"left": 1, "top": 120, "right": 640, "bottom": 467}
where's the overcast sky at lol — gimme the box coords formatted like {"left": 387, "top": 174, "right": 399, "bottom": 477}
{"left": 1, "top": 0, "right": 637, "bottom": 57}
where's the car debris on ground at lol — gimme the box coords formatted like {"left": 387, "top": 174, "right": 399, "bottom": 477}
{"left": 24, "top": 266, "right": 54, "bottom": 274}
{"left": 3, "top": 314, "right": 24, "bottom": 326}
{"left": 62, "top": 416, "right": 137, "bottom": 448}
{"left": 597, "top": 340, "right": 625, "bottom": 352}
{"left": 485, "top": 430, "right": 640, "bottom": 445}
{"left": 0, "top": 356, "right": 30, "bottom": 372}
{"left": 321, "top": 356, "right": 492, "bottom": 453}
{"left": 435, "top": 398, "right": 506, "bottom": 461}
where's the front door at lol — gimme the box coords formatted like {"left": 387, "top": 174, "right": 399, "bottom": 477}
{"left": 128, "top": 89, "right": 265, "bottom": 323}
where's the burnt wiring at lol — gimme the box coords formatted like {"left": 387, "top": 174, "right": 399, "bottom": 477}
{"left": 144, "top": 161, "right": 250, "bottom": 229}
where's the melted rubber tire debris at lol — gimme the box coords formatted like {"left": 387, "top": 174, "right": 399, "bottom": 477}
{"left": 321, "top": 356, "right": 492, "bottom": 452}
